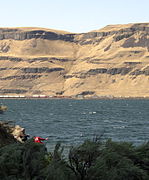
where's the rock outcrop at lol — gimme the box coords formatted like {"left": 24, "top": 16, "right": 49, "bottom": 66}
{"left": 1, "top": 23, "right": 149, "bottom": 97}
{"left": 0, "top": 28, "right": 75, "bottom": 42}
{"left": 0, "top": 121, "right": 16, "bottom": 146}
{"left": 0, "top": 121, "right": 28, "bottom": 145}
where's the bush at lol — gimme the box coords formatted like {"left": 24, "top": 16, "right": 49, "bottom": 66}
{"left": 68, "top": 139, "right": 102, "bottom": 180}
{"left": 0, "top": 136, "right": 148, "bottom": 180}
{"left": 0, "top": 139, "right": 47, "bottom": 180}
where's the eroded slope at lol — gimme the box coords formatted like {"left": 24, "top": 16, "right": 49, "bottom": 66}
{"left": 0, "top": 23, "right": 149, "bottom": 97}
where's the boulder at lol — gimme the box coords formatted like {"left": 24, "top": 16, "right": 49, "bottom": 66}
{"left": 11, "top": 125, "right": 26, "bottom": 143}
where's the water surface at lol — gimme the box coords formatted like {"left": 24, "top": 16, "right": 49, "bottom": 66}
{"left": 0, "top": 99, "right": 148, "bottom": 150}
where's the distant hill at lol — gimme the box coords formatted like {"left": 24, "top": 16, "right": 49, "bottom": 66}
{"left": 0, "top": 23, "right": 149, "bottom": 98}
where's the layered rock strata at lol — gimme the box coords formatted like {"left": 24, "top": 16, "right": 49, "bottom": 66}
{"left": 0, "top": 23, "right": 149, "bottom": 97}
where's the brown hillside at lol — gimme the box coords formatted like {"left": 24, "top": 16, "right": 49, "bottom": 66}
{"left": 0, "top": 23, "right": 149, "bottom": 98}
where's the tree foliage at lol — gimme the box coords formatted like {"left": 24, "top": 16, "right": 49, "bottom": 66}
{"left": 0, "top": 135, "right": 148, "bottom": 180}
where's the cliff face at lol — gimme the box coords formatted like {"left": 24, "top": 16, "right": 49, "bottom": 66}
{"left": 1, "top": 23, "right": 149, "bottom": 98}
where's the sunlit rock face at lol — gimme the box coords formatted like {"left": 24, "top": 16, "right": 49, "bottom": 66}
{"left": 0, "top": 23, "right": 149, "bottom": 98}
{"left": 0, "top": 121, "right": 28, "bottom": 145}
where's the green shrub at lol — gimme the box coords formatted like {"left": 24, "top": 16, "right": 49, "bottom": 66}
{"left": 44, "top": 143, "right": 75, "bottom": 180}
{"left": 87, "top": 139, "right": 149, "bottom": 180}
{"left": 0, "top": 139, "right": 47, "bottom": 180}
{"left": 68, "top": 139, "right": 102, "bottom": 180}
{"left": 88, "top": 151, "right": 148, "bottom": 180}
{"left": 0, "top": 136, "right": 148, "bottom": 180}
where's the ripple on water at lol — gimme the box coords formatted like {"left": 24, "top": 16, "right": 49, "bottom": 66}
{"left": 0, "top": 98, "right": 148, "bottom": 149}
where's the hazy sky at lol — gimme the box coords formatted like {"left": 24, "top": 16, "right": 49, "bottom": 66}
{"left": 0, "top": 0, "right": 149, "bottom": 33}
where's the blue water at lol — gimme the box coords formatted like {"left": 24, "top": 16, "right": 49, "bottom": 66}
{"left": 0, "top": 99, "right": 149, "bottom": 150}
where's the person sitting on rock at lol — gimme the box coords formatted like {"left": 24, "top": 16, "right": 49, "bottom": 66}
{"left": 33, "top": 136, "right": 48, "bottom": 144}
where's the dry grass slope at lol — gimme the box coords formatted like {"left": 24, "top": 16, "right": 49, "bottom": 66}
{"left": 0, "top": 23, "right": 149, "bottom": 98}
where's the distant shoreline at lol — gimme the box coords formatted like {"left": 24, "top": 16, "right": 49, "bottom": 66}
{"left": 0, "top": 96, "right": 149, "bottom": 100}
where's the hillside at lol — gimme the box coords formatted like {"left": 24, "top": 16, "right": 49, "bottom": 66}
{"left": 0, "top": 23, "right": 149, "bottom": 98}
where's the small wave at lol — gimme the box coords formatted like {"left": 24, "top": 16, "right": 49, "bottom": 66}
{"left": 113, "top": 126, "right": 126, "bottom": 129}
{"left": 81, "top": 112, "right": 87, "bottom": 115}
{"left": 89, "top": 111, "right": 97, "bottom": 114}
{"left": 104, "top": 120, "right": 110, "bottom": 123}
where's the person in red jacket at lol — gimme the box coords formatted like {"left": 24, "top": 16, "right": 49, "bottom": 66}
{"left": 34, "top": 136, "right": 48, "bottom": 144}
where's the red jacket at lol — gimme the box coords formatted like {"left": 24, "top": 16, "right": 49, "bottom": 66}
{"left": 34, "top": 137, "right": 46, "bottom": 144}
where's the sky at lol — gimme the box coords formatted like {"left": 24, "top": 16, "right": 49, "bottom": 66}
{"left": 0, "top": 0, "right": 149, "bottom": 33}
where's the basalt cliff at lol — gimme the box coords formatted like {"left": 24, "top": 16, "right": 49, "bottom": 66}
{"left": 1, "top": 23, "right": 149, "bottom": 98}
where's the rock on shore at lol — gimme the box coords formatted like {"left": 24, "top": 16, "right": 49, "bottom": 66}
{"left": 0, "top": 121, "right": 26, "bottom": 146}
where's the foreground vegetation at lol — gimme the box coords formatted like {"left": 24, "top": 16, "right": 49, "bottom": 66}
{"left": 0, "top": 122, "right": 149, "bottom": 180}
{"left": 0, "top": 136, "right": 149, "bottom": 180}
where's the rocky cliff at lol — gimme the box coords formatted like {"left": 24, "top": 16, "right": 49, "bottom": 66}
{"left": 1, "top": 23, "right": 149, "bottom": 98}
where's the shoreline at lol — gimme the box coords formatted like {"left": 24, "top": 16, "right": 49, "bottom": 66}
{"left": 0, "top": 95, "right": 149, "bottom": 100}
